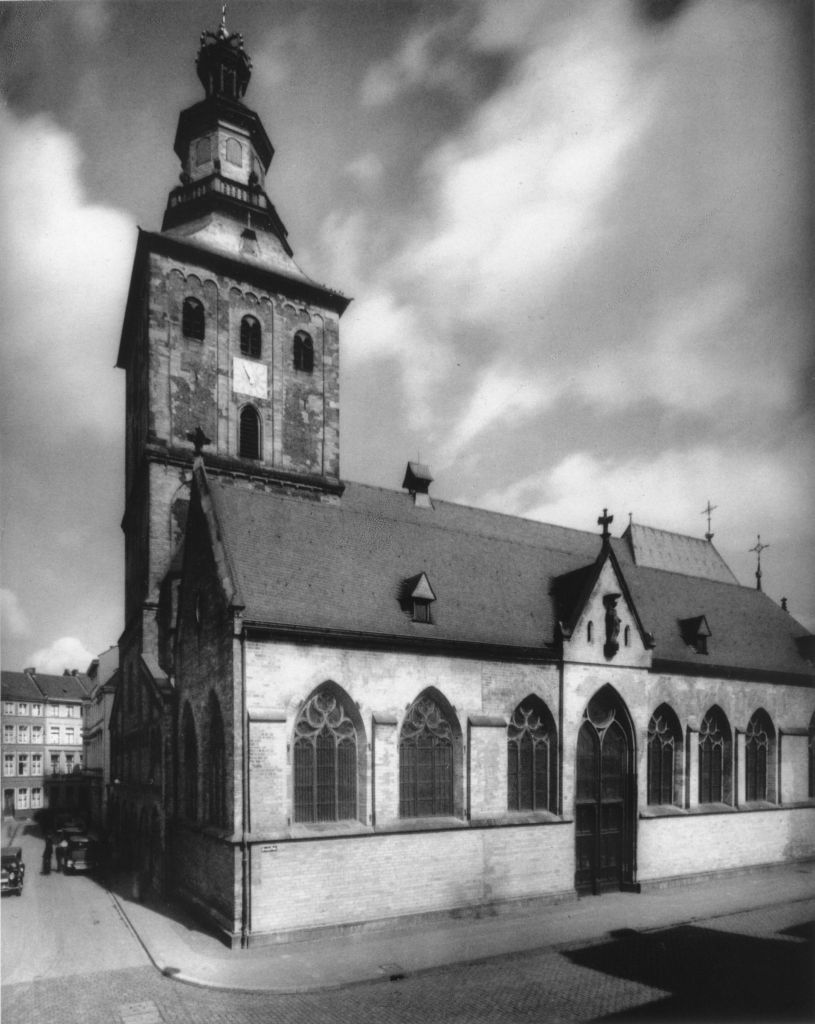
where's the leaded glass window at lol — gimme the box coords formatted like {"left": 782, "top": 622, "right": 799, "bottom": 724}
{"left": 699, "top": 707, "right": 731, "bottom": 805}
{"left": 507, "top": 698, "right": 555, "bottom": 812}
{"left": 745, "top": 709, "right": 774, "bottom": 803}
{"left": 647, "top": 705, "right": 681, "bottom": 806}
{"left": 399, "top": 696, "right": 454, "bottom": 818}
{"left": 294, "top": 689, "right": 357, "bottom": 823}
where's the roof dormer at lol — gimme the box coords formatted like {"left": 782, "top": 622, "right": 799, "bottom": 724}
{"left": 679, "top": 615, "right": 712, "bottom": 655}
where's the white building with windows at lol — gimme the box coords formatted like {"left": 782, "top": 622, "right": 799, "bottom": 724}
{"left": 1, "top": 669, "right": 89, "bottom": 821}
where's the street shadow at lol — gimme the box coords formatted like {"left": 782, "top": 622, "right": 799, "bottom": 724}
{"left": 565, "top": 922, "right": 814, "bottom": 1022}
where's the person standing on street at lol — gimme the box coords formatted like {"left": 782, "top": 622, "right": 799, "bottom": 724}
{"left": 55, "top": 832, "right": 68, "bottom": 872}
{"left": 42, "top": 834, "right": 53, "bottom": 875}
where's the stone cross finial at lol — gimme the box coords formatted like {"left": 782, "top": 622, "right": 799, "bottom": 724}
{"left": 598, "top": 508, "right": 613, "bottom": 540}
{"left": 187, "top": 426, "right": 212, "bottom": 456}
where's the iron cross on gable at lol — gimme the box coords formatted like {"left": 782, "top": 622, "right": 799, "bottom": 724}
{"left": 598, "top": 508, "right": 613, "bottom": 540}
{"left": 187, "top": 426, "right": 212, "bottom": 455}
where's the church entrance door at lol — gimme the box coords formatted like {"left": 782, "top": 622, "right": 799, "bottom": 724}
{"left": 575, "top": 687, "right": 636, "bottom": 894}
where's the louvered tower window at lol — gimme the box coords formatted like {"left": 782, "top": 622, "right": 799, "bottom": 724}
{"left": 293, "top": 330, "right": 314, "bottom": 373}
{"left": 182, "top": 297, "right": 205, "bottom": 340}
{"left": 240, "top": 315, "right": 261, "bottom": 358}
{"left": 293, "top": 689, "right": 357, "bottom": 823}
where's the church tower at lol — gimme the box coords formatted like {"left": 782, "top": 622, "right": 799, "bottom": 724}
{"left": 116, "top": 13, "right": 350, "bottom": 672}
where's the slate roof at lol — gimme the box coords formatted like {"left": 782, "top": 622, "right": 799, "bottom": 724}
{"left": 1, "top": 671, "right": 90, "bottom": 702}
{"left": 202, "top": 475, "right": 814, "bottom": 681}
{"left": 623, "top": 523, "right": 738, "bottom": 584}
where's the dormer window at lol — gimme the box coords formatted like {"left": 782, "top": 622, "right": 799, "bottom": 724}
{"left": 402, "top": 572, "right": 436, "bottom": 624}
{"left": 240, "top": 315, "right": 261, "bottom": 358}
{"left": 680, "top": 615, "right": 711, "bottom": 655}
{"left": 182, "top": 297, "right": 205, "bottom": 340}
{"left": 293, "top": 330, "right": 314, "bottom": 373}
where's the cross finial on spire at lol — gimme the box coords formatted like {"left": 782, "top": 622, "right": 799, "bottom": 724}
{"left": 187, "top": 426, "right": 212, "bottom": 456}
{"left": 218, "top": 2, "right": 228, "bottom": 38}
{"left": 598, "top": 508, "right": 613, "bottom": 541}
{"left": 749, "top": 534, "right": 769, "bottom": 592}
{"left": 701, "top": 500, "right": 718, "bottom": 542}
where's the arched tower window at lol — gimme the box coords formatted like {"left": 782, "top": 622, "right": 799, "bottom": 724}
{"left": 399, "top": 693, "right": 458, "bottom": 818}
{"left": 225, "top": 137, "right": 242, "bottom": 166}
{"left": 745, "top": 709, "right": 775, "bottom": 803}
{"left": 206, "top": 693, "right": 227, "bottom": 828}
{"left": 239, "top": 405, "right": 261, "bottom": 460}
{"left": 182, "top": 297, "right": 205, "bottom": 340}
{"left": 699, "top": 706, "right": 732, "bottom": 805}
{"left": 182, "top": 704, "right": 198, "bottom": 821}
{"left": 507, "top": 696, "right": 557, "bottom": 812}
{"left": 293, "top": 330, "right": 314, "bottom": 373}
{"left": 293, "top": 687, "right": 358, "bottom": 823}
{"left": 647, "top": 704, "right": 682, "bottom": 806}
{"left": 240, "top": 315, "right": 261, "bottom": 358}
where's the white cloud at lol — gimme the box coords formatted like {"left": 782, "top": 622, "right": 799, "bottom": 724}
{"left": 1, "top": 590, "right": 30, "bottom": 639}
{"left": 27, "top": 636, "right": 95, "bottom": 676}
{"left": 344, "top": 153, "right": 385, "bottom": 186}
{"left": 0, "top": 107, "right": 133, "bottom": 435}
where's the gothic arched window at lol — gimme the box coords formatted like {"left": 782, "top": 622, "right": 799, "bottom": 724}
{"left": 293, "top": 330, "right": 314, "bottom": 373}
{"left": 239, "top": 405, "right": 261, "bottom": 460}
{"left": 647, "top": 704, "right": 682, "bottom": 806}
{"left": 240, "top": 315, "right": 261, "bottom": 358}
{"left": 699, "top": 706, "right": 732, "bottom": 805}
{"left": 745, "top": 709, "right": 775, "bottom": 803}
{"left": 507, "top": 697, "right": 557, "bottom": 812}
{"left": 399, "top": 694, "right": 456, "bottom": 818}
{"left": 293, "top": 687, "right": 358, "bottom": 823}
{"left": 182, "top": 704, "right": 198, "bottom": 821}
{"left": 206, "top": 693, "right": 227, "bottom": 828}
{"left": 182, "top": 297, "right": 205, "bottom": 340}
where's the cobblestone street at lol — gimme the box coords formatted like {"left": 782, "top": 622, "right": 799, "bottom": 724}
{"left": 4, "top": 899, "right": 813, "bottom": 1023}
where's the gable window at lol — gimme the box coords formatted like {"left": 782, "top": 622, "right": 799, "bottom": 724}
{"left": 507, "top": 697, "right": 557, "bottom": 812}
{"left": 624, "top": 625, "right": 631, "bottom": 647}
{"left": 745, "top": 709, "right": 775, "bottom": 803}
{"left": 182, "top": 297, "right": 205, "bottom": 340}
{"left": 587, "top": 621, "right": 594, "bottom": 643}
{"left": 647, "top": 704, "right": 682, "bottom": 806}
{"left": 293, "top": 330, "right": 314, "bottom": 373}
{"left": 240, "top": 315, "right": 261, "bottom": 358}
{"left": 239, "top": 405, "right": 261, "bottom": 460}
{"left": 399, "top": 694, "right": 456, "bottom": 818}
{"left": 699, "top": 706, "right": 732, "bottom": 805}
{"left": 294, "top": 687, "right": 358, "bottom": 823}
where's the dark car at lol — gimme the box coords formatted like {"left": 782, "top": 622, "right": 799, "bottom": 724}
{"left": 1, "top": 847, "right": 25, "bottom": 895}
{"left": 64, "top": 833, "right": 97, "bottom": 874}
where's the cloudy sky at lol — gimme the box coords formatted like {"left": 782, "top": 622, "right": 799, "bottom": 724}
{"left": 0, "top": 0, "right": 812, "bottom": 673}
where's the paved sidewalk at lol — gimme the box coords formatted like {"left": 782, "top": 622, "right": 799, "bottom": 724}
{"left": 109, "top": 861, "right": 815, "bottom": 994}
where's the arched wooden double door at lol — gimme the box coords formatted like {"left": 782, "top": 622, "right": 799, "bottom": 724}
{"left": 575, "top": 688, "right": 637, "bottom": 894}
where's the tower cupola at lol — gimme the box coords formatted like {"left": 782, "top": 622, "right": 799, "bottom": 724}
{"left": 196, "top": 11, "right": 252, "bottom": 101}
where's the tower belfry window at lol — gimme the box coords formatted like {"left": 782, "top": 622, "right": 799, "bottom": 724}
{"left": 293, "top": 331, "right": 314, "bottom": 373}
{"left": 239, "top": 405, "right": 261, "bottom": 460}
{"left": 182, "top": 297, "right": 205, "bottom": 340}
{"left": 240, "top": 316, "right": 261, "bottom": 358}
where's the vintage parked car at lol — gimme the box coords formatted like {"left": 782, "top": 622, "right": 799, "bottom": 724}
{"left": 64, "top": 833, "right": 97, "bottom": 874}
{"left": 1, "top": 846, "right": 25, "bottom": 895}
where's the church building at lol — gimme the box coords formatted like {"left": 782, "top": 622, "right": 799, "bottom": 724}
{"left": 110, "top": 16, "right": 815, "bottom": 947}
